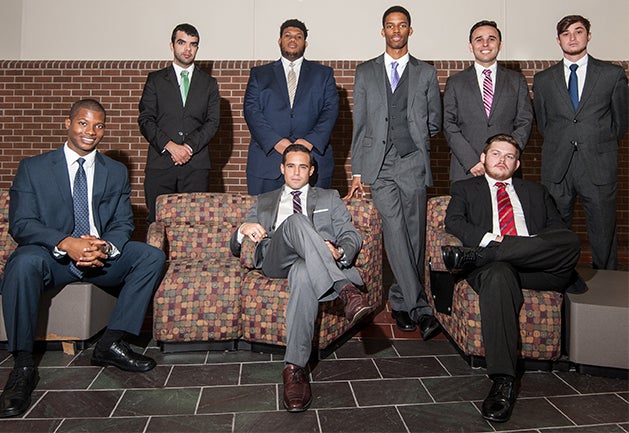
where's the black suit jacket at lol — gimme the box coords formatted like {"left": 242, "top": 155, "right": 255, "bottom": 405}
{"left": 444, "top": 176, "right": 566, "bottom": 247}
{"left": 138, "top": 65, "right": 220, "bottom": 171}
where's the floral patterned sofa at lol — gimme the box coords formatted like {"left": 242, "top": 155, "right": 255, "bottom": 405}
{"left": 424, "top": 195, "right": 563, "bottom": 367}
{"left": 148, "top": 192, "right": 383, "bottom": 356}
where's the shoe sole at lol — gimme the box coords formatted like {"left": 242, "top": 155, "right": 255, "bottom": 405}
{"left": 349, "top": 305, "right": 374, "bottom": 328}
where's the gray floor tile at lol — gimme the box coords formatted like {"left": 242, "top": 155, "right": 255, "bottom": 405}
{"left": 548, "top": 394, "right": 629, "bottom": 425}
{"left": 393, "top": 338, "right": 459, "bottom": 357}
{"left": 312, "top": 359, "right": 381, "bottom": 381}
{"left": 352, "top": 377, "right": 432, "bottom": 406}
{"left": 332, "top": 338, "right": 398, "bottom": 359}
{"left": 310, "top": 381, "right": 356, "bottom": 409}
{"left": 398, "top": 401, "right": 492, "bottom": 432}
{"left": 235, "top": 410, "right": 320, "bottom": 432}
{"left": 90, "top": 365, "right": 171, "bottom": 389}
{"left": 37, "top": 366, "right": 101, "bottom": 390}
{"left": 197, "top": 384, "right": 277, "bottom": 414}
{"left": 374, "top": 356, "right": 450, "bottom": 379}
{"left": 554, "top": 371, "right": 629, "bottom": 394}
{"left": 240, "top": 361, "right": 284, "bottom": 384}
{"left": 56, "top": 417, "right": 148, "bottom": 432}
{"left": 146, "top": 414, "right": 234, "bottom": 432}
{"left": 114, "top": 388, "right": 200, "bottom": 416}
{"left": 318, "top": 406, "right": 407, "bottom": 432}
{"left": 27, "top": 390, "right": 123, "bottom": 418}
{"left": 477, "top": 397, "right": 574, "bottom": 430}
{"left": 0, "top": 418, "right": 62, "bottom": 432}
{"left": 166, "top": 364, "right": 240, "bottom": 387}
{"left": 423, "top": 375, "right": 491, "bottom": 402}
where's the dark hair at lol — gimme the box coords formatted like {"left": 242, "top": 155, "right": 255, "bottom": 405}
{"left": 69, "top": 99, "right": 106, "bottom": 121}
{"left": 482, "top": 134, "right": 521, "bottom": 158}
{"left": 171, "top": 23, "right": 200, "bottom": 44}
{"left": 280, "top": 19, "right": 308, "bottom": 40}
{"left": 556, "top": 15, "right": 590, "bottom": 36}
{"left": 382, "top": 5, "right": 411, "bottom": 27}
{"left": 469, "top": 20, "right": 502, "bottom": 42}
{"left": 282, "top": 144, "right": 314, "bottom": 165}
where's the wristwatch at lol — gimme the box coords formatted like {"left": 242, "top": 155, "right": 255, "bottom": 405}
{"left": 102, "top": 241, "right": 112, "bottom": 258}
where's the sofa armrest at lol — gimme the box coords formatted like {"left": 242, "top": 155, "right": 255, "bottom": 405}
{"left": 239, "top": 237, "right": 257, "bottom": 269}
{"left": 146, "top": 222, "right": 166, "bottom": 251}
{"left": 426, "top": 227, "right": 462, "bottom": 272}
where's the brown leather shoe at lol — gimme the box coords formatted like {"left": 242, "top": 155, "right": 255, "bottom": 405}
{"left": 340, "top": 284, "right": 374, "bottom": 327}
{"left": 282, "top": 364, "right": 312, "bottom": 412}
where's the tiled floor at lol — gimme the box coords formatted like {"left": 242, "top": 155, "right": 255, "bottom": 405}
{"left": 0, "top": 309, "right": 627, "bottom": 433}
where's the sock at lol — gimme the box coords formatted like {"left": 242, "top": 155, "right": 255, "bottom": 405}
{"left": 14, "top": 351, "right": 35, "bottom": 368}
{"left": 95, "top": 329, "right": 125, "bottom": 352}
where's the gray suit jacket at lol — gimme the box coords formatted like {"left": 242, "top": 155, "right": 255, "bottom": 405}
{"left": 444, "top": 64, "right": 533, "bottom": 181}
{"left": 230, "top": 187, "right": 362, "bottom": 280}
{"left": 533, "top": 57, "right": 629, "bottom": 185}
{"left": 351, "top": 54, "right": 442, "bottom": 186}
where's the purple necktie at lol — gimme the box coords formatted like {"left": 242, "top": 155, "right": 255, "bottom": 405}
{"left": 291, "top": 190, "right": 302, "bottom": 214}
{"left": 482, "top": 69, "right": 493, "bottom": 118}
{"left": 390, "top": 61, "right": 400, "bottom": 92}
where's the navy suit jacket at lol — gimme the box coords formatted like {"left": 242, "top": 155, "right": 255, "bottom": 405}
{"left": 444, "top": 176, "right": 566, "bottom": 247}
{"left": 138, "top": 65, "right": 220, "bottom": 171}
{"left": 8, "top": 146, "right": 134, "bottom": 254}
{"left": 244, "top": 59, "right": 339, "bottom": 180}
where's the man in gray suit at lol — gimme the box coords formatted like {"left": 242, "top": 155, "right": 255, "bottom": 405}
{"left": 230, "top": 144, "right": 372, "bottom": 413}
{"left": 444, "top": 20, "right": 533, "bottom": 182}
{"left": 347, "top": 5, "right": 441, "bottom": 338}
{"left": 533, "top": 14, "right": 628, "bottom": 270}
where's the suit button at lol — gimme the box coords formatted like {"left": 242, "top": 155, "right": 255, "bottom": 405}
{"left": 573, "top": 119, "right": 577, "bottom": 123}
{"left": 385, "top": 117, "right": 388, "bottom": 122}
{"left": 178, "top": 131, "right": 184, "bottom": 136}
{"left": 291, "top": 114, "right": 295, "bottom": 118}
{"left": 382, "top": 140, "right": 386, "bottom": 144}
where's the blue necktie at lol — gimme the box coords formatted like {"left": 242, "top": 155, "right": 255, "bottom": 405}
{"left": 568, "top": 64, "right": 579, "bottom": 111}
{"left": 390, "top": 61, "right": 400, "bottom": 92}
{"left": 70, "top": 157, "right": 90, "bottom": 278}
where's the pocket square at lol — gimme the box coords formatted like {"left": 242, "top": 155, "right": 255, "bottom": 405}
{"left": 313, "top": 208, "right": 329, "bottom": 214}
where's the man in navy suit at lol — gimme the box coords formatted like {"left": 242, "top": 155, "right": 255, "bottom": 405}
{"left": 244, "top": 19, "right": 339, "bottom": 195}
{"left": 0, "top": 99, "right": 166, "bottom": 418}
{"left": 443, "top": 134, "right": 580, "bottom": 423}
{"left": 533, "top": 15, "right": 628, "bottom": 270}
{"left": 139, "top": 23, "right": 220, "bottom": 222}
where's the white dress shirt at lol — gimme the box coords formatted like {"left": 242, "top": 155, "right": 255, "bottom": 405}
{"left": 474, "top": 61, "right": 498, "bottom": 97}
{"left": 384, "top": 52, "right": 409, "bottom": 85}
{"left": 281, "top": 56, "right": 304, "bottom": 84}
{"left": 562, "top": 54, "right": 588, "bottom": 100}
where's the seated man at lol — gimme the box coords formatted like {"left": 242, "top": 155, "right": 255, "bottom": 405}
{"left": 443, "top": 133, "right": 580, "bottom": 423}
{"left": 230, "top": 144, "right": 373, "bottom": 412}
{"left": 0, "top": 99, "right": 166, "bottom": 418}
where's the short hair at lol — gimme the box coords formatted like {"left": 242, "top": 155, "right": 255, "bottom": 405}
{"left": 556, "top": 15, "right": 591, "bottom": 36}
{"left": 69, "top": 99, "right": 106, "bottom": 121}
{"left": 482, "top": 134, "right": 521, "bottom": 158}
{"left": 171, "top": 23, "right": 200, "bottom": 44}
{"left": 282, "top": 144, "right": 314, "bottom": 166}
{"left": 469, "top": 20, "right": 502, "bottom": 42}
{"left": 382, "top": 5, "right": 411, "bottom": 27}
{"left": 280, "top": 19, "right": 308, "bottom": 40}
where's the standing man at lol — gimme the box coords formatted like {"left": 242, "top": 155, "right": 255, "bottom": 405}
{"left": 0, "top": 99, "right": 166, "bottom": 418}
{"left": 244, "top": 19, "right": 339, "bottom": 195}
{"left": 444, "top": 20, "right": 533, "bottom": 182}
{"left": 347, "top": 5, "right": 441, "bottom": 337}
{"left": 139, "top": 23, "right": 220, "bottom": 222}
{"left": 443, "top": 134, "right": 580, "bottom": 423}
{"left": 533, "top": 14, "right": 628, "bottom": 269}
{"left": 230, "top": 145, "right": 372, "bottom": 412}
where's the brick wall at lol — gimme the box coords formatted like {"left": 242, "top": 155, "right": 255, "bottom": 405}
{"left": 0, "top": 60, "right": 627, "bottom": 263}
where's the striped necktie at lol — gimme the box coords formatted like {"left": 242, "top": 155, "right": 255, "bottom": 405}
{"left": 287, "top": 63, "right": 297, "bottom": 107}
{"left": 496, "top": 182, "right": 517, "bottom": 236}
{"left": 482, "top": 69, "right": 493, "bottom": 118}
{"left": 291, "top": 190, "right": 302, "bottom": 214}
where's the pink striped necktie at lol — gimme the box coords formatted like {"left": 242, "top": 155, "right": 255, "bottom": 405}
{"left": 291, "top": 190, "right": 302, "bottom": 214}
{"left": 482, "top": 69, "right": 493, "bottom": 118}
{"left": 496, "top": 182, "right": 517, "bottom": 236}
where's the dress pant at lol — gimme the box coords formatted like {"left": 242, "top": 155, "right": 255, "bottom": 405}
{"left": 466, "top": 229, "right": 580, "bottom": 377}
{"left": 1, "top": 242, "right": 166, "bottom": 353}
{"left": 260, "top": 214, "right": 361, "bottom": 367}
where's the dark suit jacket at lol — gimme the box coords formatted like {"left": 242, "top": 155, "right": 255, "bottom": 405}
{"left": 351, "top": 54, "right": 442, "bottom": 185}
{"left": 444, "top": 64, "right": 533, "bottom": 181}
{"left": 8, "top": 146, "right": 133, "bottom": 253}
{"left": 533, "top": 57, "right": 629, "bottom": 185}
{"left": 444, "top": 176, "right": 566, "bottom": 247}
{"left": 244, "top": 59, "right": 339, "bottom": 181}
{"left": 138, "top": 65, "right": 220, "bottom": 171}
{"left": 230, "top": 187, "right": 362, "bottom": 280}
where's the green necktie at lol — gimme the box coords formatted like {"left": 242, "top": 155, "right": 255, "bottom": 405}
{"left": 180, "top": 70, "right": 190, "bottom": 104}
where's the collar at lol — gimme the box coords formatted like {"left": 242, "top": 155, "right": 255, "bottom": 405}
{"left": 281, "top": 56, "right": 304, "bottom": 68}
{"left": 474, "top": 61, "right": 498, "bottom": 77}
{"left": 172, "top": 62, "right": 195, "bottom": 78}
{"left": 563, "top": 54, "right": 588, "bottom": 70}
{"left": 63, "top": 142, "right": 97, "bottom": 168}
{"left": 283, "top": 183, "right": 309, "bottom": 196}
{"left": 384, "top": 52, "right": 409, "bottom": 68}
{"left": 485, "top": 173, "right": 513, "bottom": 187}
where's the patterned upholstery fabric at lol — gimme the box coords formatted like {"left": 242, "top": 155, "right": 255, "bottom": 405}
{"left": 0, "top": 192, "right": 16, "bottom": 277}
{"left": 240, "top": 198, "right": 383, "bottom": 350}
{"left": 424, "top": 196, "right": 563, "bottom": 361}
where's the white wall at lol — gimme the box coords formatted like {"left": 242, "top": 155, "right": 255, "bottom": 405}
{"left": 1, "top": 0, "right": 627, "bottom": 60}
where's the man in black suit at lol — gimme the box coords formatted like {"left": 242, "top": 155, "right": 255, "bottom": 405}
{"left": 443, "top": 134, "right": 580, "bottom": 423}
{"left": 139, "top": 23, "right": 220, "bottom": 222}
{"left": 230, "top": 144, "right": 372, "bottom": 412}
{"left": 444, "top": 20, "right": 533, "bottom": 182}
{"left": 533, "top": 14, "right": 628, "bottom": 270}
{"left": 0, "top": 99, "right": 166, "bottom": 418}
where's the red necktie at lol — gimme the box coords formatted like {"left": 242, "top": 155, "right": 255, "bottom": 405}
{"left": 496, "top": 182, "right": 517, "bottom": 236}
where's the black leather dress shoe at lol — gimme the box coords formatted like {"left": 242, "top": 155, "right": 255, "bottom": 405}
{"left": 0, "top": 366, "right": 38, "bottom": 418}
{"left": 391, "top": 310, "right": 416, "bottom": 332}
{"left": 482, "top": 375, "right": 516, "bottom": 423}
{"left": 442, "top": 245, "right": 494, "bottom": 273}
{"left": 418, "top": 315, "right": 441, "bottom": 341}
{"left": 91, "top": 341, "right": 156, "bottom": 372}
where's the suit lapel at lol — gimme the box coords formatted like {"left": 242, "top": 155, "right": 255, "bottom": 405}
{"left": 92, "top": 152, "right": 107, "bottom": 231}
{"left": 407, "top": 56, "right": 419, "bottom": 111}
{"left": 576, "top": 57, "right": 600, "bottom": 115}
{"left": 549, "top": 61, "right": 575, "bottom": 113}
{"left": 272, "top": 60, "right": 290, "bottom": 104}
{"left": 293, "top": 60, "right": 310, "bottom": 106}
{"left": 490, "top": 66, "right": 509, "bottom": 119}
{"left": 372, "top": 55, "right": 388, "bottom": 104}
{"left": 51, "top": 147, "right": 73, "bottom": 211}
{"left": 306, "top": 187, "right": 317, "bottom": 222}
{"left": 164, "top": 66, "right": 184, "bottom": 108}
{"left": 463, "top": 66, "right": 486, "bottom": 115}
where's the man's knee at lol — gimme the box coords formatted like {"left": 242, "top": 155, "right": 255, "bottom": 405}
{"left": 471, "top": 262, "right": 520, "bottom": 296}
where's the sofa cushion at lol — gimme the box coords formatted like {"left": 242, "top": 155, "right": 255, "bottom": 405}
{"left": 166, "top": 224, "right": 234, "bottom": 261}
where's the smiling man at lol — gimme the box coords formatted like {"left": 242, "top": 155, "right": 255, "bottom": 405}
{"left": 444, "top": 20, "right": 533, "bottom": 182}
{"left": 230, "top": 144, "right": 372, "bottom": 412}
{"left": 0, "top": 99, "right": 166, "bottom": 418}
{"left": 533, "top": 14, "right": 628, "bottom": 270}
{"left": 443, "top": 133, "right": 580, "bottom": 423}
{"left": 243, "top": 19, "right": 339, "bottom": 195}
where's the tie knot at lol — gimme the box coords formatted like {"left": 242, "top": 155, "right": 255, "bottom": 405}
{"left": 495, "top": 181, "right": 507, "bottom": 189}
{"left": 483, "top": 69, "right": 492, "bottom": 77}
{"left": 569, "top": 64, "right": 578, "bottom": 72}
{"left": 291, "top": 190, "right": 301, "bottom": 198}
{"left": 77, "top": 157, "right": 85, "bottom": 167}
{"left": 181, "top": 70, "right": 189, "bottom": 78}
{"left": 289, "top": 62, "right": 295, "bottom": 70}
{"left": 391, "top": 61, "right": 398, "bottom": 70}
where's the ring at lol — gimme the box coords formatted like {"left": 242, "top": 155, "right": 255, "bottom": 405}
{"left": 252, "top": 233, "right": 256, "bottom": 237}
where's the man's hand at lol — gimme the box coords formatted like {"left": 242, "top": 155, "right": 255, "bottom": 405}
{"left": 469, "top": 162, "right": 485, "bottom": 177}
{"left": 324, "top": 240, "right": 341, "bottom": 260}
{"left": 344, "top": 176, "right": 365, "bottom": 200}
{"left": 239, "top": 222, "right": 268, "bottom": 243}
{"left": 293, "top": 138, "right": 313, "bottom": 151}
{"left": 273, "top": 138, "right": 293, "bottom": 155}
{"left": 57, "top": 235, "right": 109, "bottom": 268}
{"left": 165, "top": 141, "right": 193, "bottom": 165}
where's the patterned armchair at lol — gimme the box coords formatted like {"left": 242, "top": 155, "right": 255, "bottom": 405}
{"left": 148, "top": 193, "right": 256, "bottom": 352}
{"left": 238, "top": 198, "right": 384, "bottom": 357}
{"left": 424, "top": 196, "right": 563, "bottom": 365}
